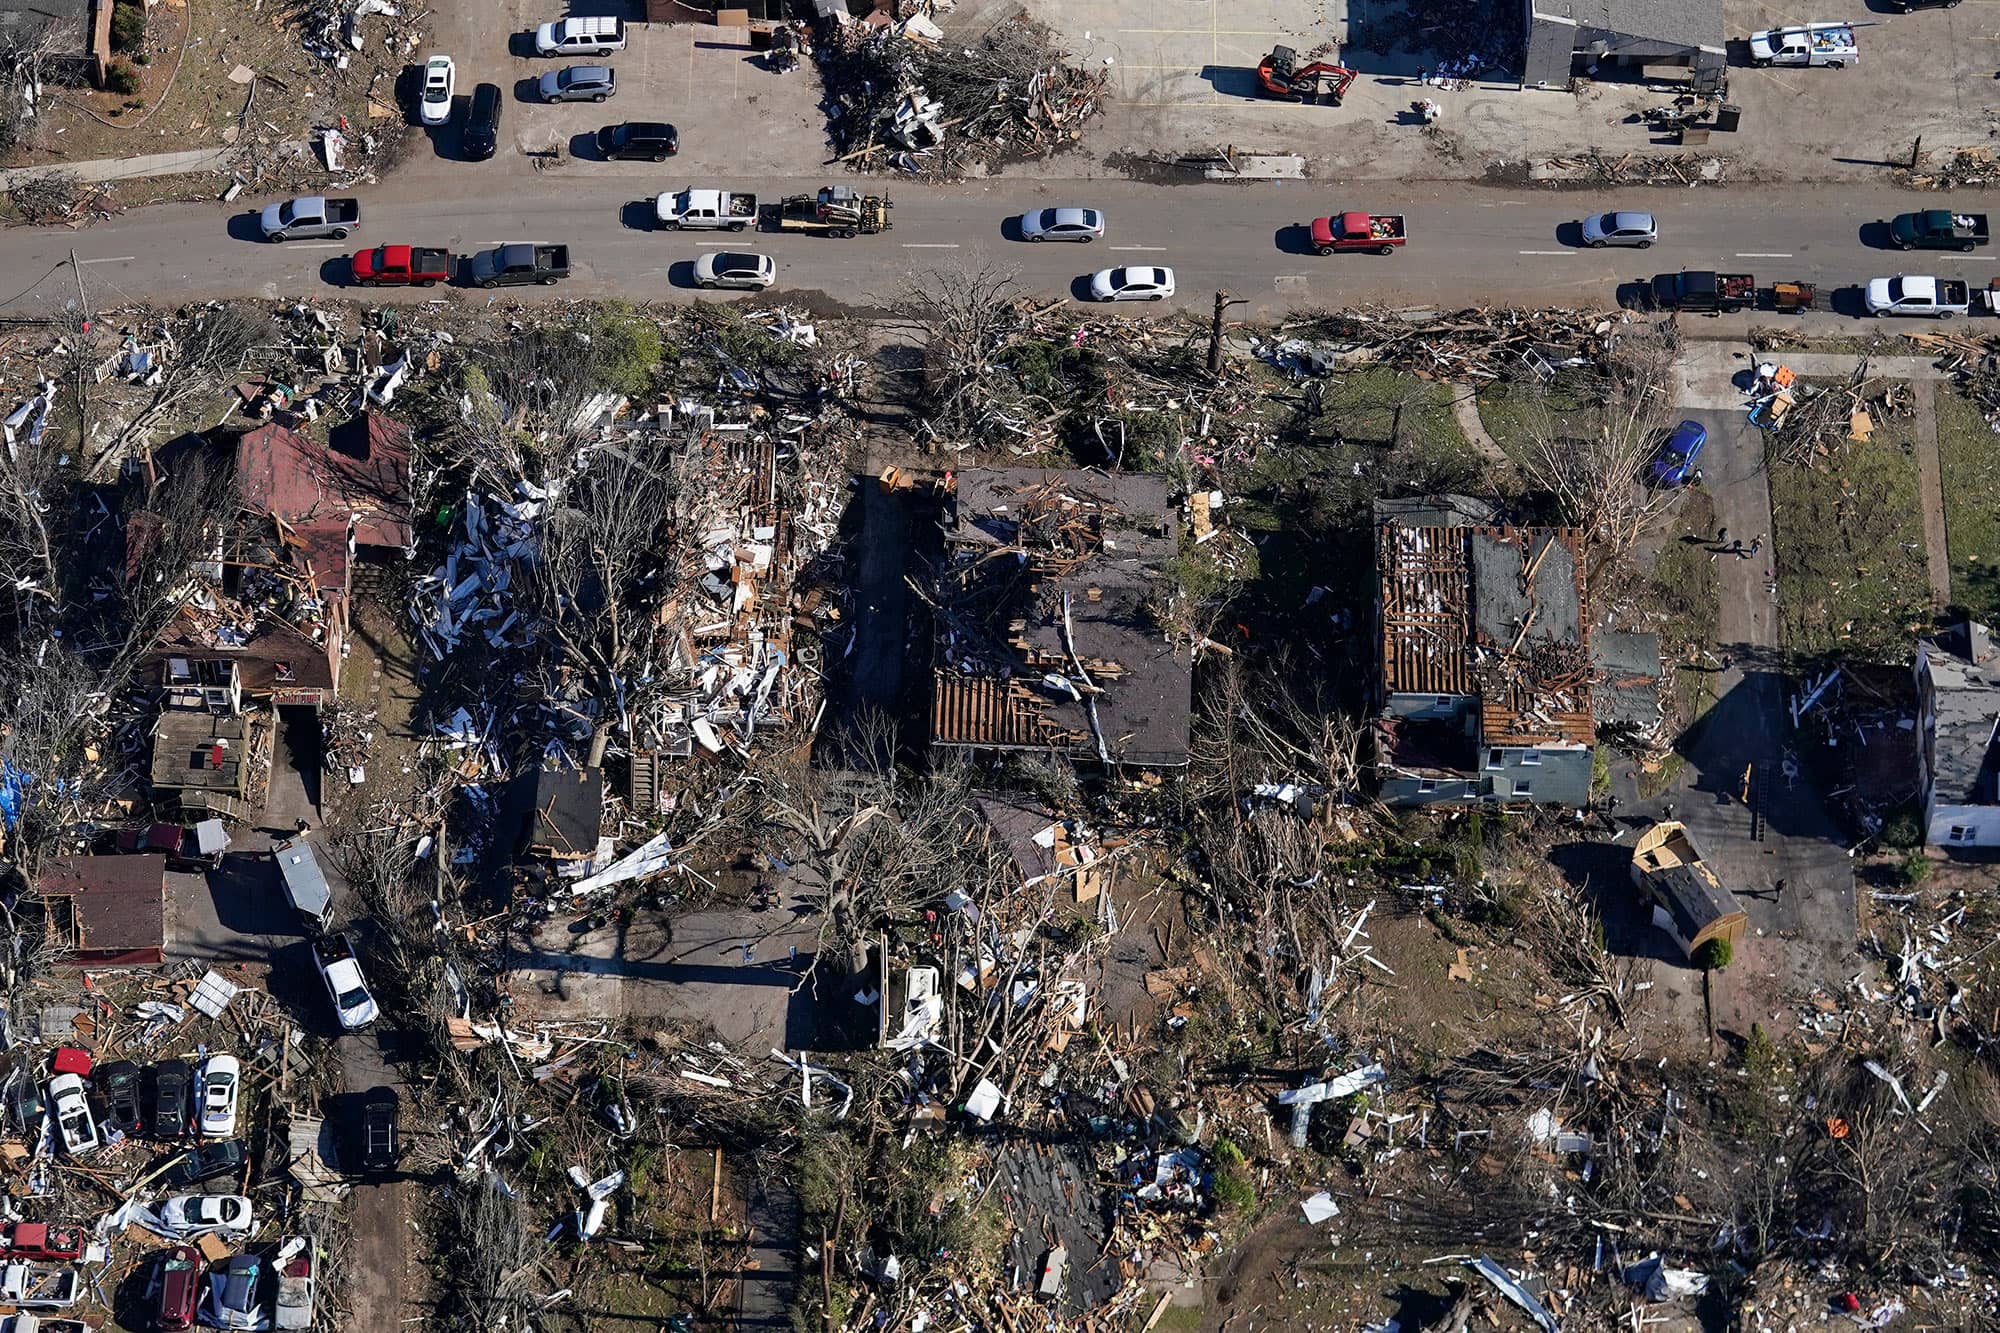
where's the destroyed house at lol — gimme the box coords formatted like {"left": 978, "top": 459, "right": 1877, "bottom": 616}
{"left": 514, "top": 766, "right": 604, "bottom": 862}
{"left": 1630, "top": 821, "right": 1746, "bottom": 960}
{"left": 1523, "top": 0, "right": 1726, "bottom": 89}
{"left": 1374, "top": 498, "right": 1594, "bottom": 806}
{"left": 133, "top": 418, "right": 412, "bottom": 707}
{"left": 931, "top": 469, "right": 1191, "bottom": 768}
{"left": 35, "top": 854, "right": 166, "bottom": 965}
{"left": 974, "top": 796, "right": 1108, "bottom": 904}
{"left": 149, "top": 709, "right": 263, "bottom": 819}
{"left": 1915, "top": 620, "right": 2000, "bottom": 848}
{"left": 0, "top": 0, "right": 113, "bottom": 88}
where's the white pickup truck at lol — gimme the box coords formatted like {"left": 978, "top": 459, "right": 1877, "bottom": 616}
{"left": 534, "top": 15, "right": 624, "bottom": 55}
{"left": 655, "top": 188, "right": 756, "bottom": 232}
{"left": 1748, "top": 22, "right": 1856, "bottom": 68}
{"left": 1864, "top": 274, "right": 1970, "bottom": 318}
{"left": 0, "top": 1263, "right": 81, "bottom": 1309}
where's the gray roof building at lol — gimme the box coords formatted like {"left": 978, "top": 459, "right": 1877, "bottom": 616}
{"left": 1374, "top": 497, "right": 1599, "bottom": 808}
{"left": 1523, "top": 0, "right": 1725, "bottom": 89}
{"left": 1916, "top": 620, "right": 2000, "bottom": 848}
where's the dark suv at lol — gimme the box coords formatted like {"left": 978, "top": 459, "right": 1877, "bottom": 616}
{"left": 151, "top": 1059, "right": 190, "bottom": 1139}
{"left": 360, "top": 1087, "right": 399, "bottom": 1173}
{"left": 96, "top": 1060, "right": 144, "bottom": 1136}
{"left": 595, "top": 121, "right": 678, "bottom": 162}
{"left": 463, "top": 82, "right": 502, "bottom": 160}
{"left": 155, "top": 1136, "right": 246, "bottom": 1188}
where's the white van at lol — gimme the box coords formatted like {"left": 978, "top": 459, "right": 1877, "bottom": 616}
{"left": 534, "top": 15, "right": 626, "bottom": 56}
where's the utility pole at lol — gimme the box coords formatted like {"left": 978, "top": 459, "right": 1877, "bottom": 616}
{"left": 65, "top": 248, "right": 91, "bottom": 453}
{"left": 1207, "top": 289, "right": 1246, "bottom": 375}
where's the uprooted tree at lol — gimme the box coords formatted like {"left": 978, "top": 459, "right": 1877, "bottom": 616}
{"left": 524, "top": 437, "right": 700, "bottom": 765}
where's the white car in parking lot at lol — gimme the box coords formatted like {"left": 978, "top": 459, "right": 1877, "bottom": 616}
{"left": 1088, "top": 265, "right": 1175, "bottom": 302}
{"left": 419, "top": 54, "right": 456, "bottom": 127}
{"left": 199, "top": 1054, "right": 240, "bottom": 1136}
{"left": 159, "top": 1193, "right": 254, "bottom": 1239}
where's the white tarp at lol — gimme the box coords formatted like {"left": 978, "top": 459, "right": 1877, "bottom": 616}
{"left": 1300, "top": 1191, "right": 1341, "bottom": 1224}
{"left": 568, "top": 831, "right": 676, "bottom": 895}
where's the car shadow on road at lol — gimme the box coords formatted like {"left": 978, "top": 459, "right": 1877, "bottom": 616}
{"left": 999, "top": 213, "right": 1026, "bottom": 243}
{"left": 667, "top": 259, "right": 701, "bottom": 289}
{"left": 1825, "top": 285, "right": 1871, "bottom": 318}
{"left": 1068, "top": 274, "right": 1097, "bottom": 303}
{"left": 1274, "top": 223, "right": 1318, "bottom": 256}
{"left": 318, "top": 256, "right": 357, "bottom": 288}
{"left": 620, "top": 200, "right": 656, "bottom": 231}
{"left": 505, "top": 32, "right": 538, "bottom": 59}
{"left": 206, "top": 852, "right": 305, "bottom": 938}
{"left": 225, "top": 212, "right": 268, "bottom": 245}
{"left": 510, "top": 76, "right": 543, "bottom": 104}
{"left": 1554, "top": 219, "right": 1587, "bottom": 248}
{"left": 1857, "top": 219, "right": 1901, "bottom": 249}
{"left": 567, "top": 130, "right": 605, "bottom": 161}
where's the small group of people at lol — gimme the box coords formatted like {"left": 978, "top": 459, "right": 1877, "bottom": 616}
{"left": 1709, "top": 526, "right": 1764, "bottom": 560}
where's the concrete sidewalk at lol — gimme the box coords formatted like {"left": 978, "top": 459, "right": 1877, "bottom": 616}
{"left": 0, "top": 145, "right": 247, "bottom": 190}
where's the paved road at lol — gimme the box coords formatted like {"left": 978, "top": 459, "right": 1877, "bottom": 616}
{"left": 6, "top": 179, "right": 1990, "bottom": 317}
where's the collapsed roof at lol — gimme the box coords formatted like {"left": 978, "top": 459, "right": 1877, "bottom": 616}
{"left": 930, "top": 469, "right": 1190, "bottom": 768}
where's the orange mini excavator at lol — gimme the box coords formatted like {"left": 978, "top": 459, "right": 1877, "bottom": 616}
{"left": 1257, "top": 45, "right": 1357, "bottom": 105}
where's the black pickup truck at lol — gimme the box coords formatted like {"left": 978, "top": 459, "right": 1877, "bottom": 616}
{"left": 1649, "top": 270, "right": 1755, "bottom": 313}
{"left": 1889, "top": 210, "right": 1990, "bottom": 252}
{"left": 468, "top": 243, "right": 571, "bottom": 289}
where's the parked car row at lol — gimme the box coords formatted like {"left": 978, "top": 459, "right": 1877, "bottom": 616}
{"left": 154, "top": 1235, "right": 316, "bottom": 1331}
{"left": 8, "top": 1048, "right": 237, "bottom": 1157}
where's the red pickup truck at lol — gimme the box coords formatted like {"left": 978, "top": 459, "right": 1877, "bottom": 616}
{"left": 349, "top": 244, "right": 456, "bottom": 288}
{"left": 0, "top": 1222, "right": 85, "bottom": 1263}
{"left": 1310, "top": 211, "right": 1406, "bottom": 256}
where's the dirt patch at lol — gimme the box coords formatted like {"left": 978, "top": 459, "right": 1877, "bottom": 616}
{"left": 9, "top": 0, "right": 418, "bottom": 189}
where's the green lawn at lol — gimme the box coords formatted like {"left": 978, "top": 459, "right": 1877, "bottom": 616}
{"left": 1933, "top": 388, "right": 2000, "bottom": 621}
{"left": 1768, "top": 410, "right": 1930, "bottom": 664}
{"left": 1475, "top": 369, "right": 1605, "bottom": 469}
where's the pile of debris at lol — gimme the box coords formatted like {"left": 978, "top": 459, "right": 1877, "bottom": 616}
{"left": 1902, "top": 146, "right": 2000, "bottom": 190}
{"left": 1539, "top": 150, "right": 1733, "bottom": 185}
{"left": 5, "top": 169, "right": 113, "bottom": 226}
{"left": 1747, "top": 360, "right": 1916, "bottom": 465}
{"left": 1263, "top": 305, "right": 1630, "bottom": 383}
{"left": 818, "top": 12, "right": 1106, "bottom": 176}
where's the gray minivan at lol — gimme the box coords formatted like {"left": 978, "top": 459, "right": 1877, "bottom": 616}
{"left": 539, "top": 64, "right": 615, "bottom": 103}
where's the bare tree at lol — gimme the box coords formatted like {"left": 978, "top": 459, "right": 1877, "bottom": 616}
{"left": 1516, "top": 323, "right": 1681, "bottom": 567}
{"left": 897, "top": 261, "right": 1023, "bottom": 445}
{"left": 0, "top": 17, "right": 67, "bottom": 160}
{"left": 525, "top": 439, "right": 694, "bottom": 766}
{"left": 92, "top": 306, "right": 276, "bottom": 476}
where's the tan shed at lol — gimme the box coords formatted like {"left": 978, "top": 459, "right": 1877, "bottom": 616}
{"left": 1630, "top": 821, "right": 1748, "bottom": 961}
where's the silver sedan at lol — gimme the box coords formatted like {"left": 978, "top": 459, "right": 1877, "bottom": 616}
{"left": 1021, "top": 207, "right": 1106, "bottom": 242}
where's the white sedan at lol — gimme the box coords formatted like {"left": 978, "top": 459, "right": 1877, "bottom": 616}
{"left": 418, "top": 54, "right": 456, "bottom": 127}
{"left": 199, "top": 1054, "right": 240, "bottom": 1136}
{"left": 1021, "top": 206, "right": 1105, "bottom": 242}
{"left": 1088, "top": 265, "right": 1175, "bottom": 302}
{"left": 159, "top": 1193, "right": 254, "bottom": 1239}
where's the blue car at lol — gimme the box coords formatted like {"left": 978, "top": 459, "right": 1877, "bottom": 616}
{"left": 1647, "top": 420, "right": 1706, "bottom": 487}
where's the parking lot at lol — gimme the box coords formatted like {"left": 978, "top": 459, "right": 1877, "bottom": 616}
{"left": 391, "top": 0, "right": 829, "bottom": 199}
{"left": 950, "top": 0, "right": 2000, "bottom": 185}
